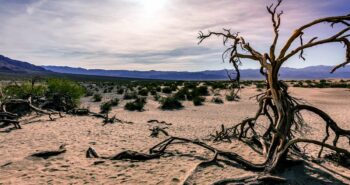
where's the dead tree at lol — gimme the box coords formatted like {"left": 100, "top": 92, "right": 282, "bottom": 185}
{"left": 90, "top": 0, "right": 349, "bottom": 183}
{"left": 196, "top": 0, "right": 350, "bottom": 172}
{"left": 0, "top": 97, "right": 60, "bottom": 129}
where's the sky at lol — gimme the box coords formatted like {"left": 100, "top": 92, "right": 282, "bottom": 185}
{"left": 0, "top": 0, "right": 349, "bottom": 71}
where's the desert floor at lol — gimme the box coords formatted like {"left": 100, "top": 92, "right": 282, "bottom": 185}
{"left": 1, "top": 87, "right": 349, "bottom": 185}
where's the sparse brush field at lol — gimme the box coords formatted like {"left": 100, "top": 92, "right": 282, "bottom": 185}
{"left": 0, "top": 78, "right": 350, "bottom": 184}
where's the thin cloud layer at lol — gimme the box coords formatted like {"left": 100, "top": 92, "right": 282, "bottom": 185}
{"left": 0, "top": 0, "right": 349, "bottom": 71}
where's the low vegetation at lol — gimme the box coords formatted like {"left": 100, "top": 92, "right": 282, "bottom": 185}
{"left": 160, "top": 97, "right": 183, "bottom": 110}
{"left": 124, "top": 97, "right": 146, "bottom": 111}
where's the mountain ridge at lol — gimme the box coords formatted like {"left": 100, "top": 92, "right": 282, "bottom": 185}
{"left": 0, "top": 54, "right": 349, "bottom": 80}
{"left": 0, "top": 55, "right": 48, "bottom": 73}
{"left": 43, "top": 65, "right": 350, "bottom": 80}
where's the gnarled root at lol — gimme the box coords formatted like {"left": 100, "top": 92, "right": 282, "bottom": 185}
{"left": 149, "top": 126, "right": 169, "bottom": 137}
{"left": 29, "top": 144, "right": 66, "bottom": 159}
{"left": 211, "top": 174, "right": 286, "bottom": 185}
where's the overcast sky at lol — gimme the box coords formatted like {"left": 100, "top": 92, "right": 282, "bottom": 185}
{"left": 0, "top": 0, "right": 349, "bottom": 71}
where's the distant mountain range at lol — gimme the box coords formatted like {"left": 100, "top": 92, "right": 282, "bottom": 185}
{"left": 0, "top": 55, "right": 48, "bottom": 74}
{"left": 43, "top": 65, "right": 350, "bottom": 80}
{"left": 0, "top": 54, "right": 349, "bottom": 80}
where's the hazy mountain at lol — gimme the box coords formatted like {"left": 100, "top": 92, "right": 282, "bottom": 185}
{"left": 1, "top": 54, "right": 349, "bottom": 80}
{"left": 43, "top": 65, "right": 350, "bottom": 80}
{"left": 0, "top": 55, "right": 48, "bottom": 73}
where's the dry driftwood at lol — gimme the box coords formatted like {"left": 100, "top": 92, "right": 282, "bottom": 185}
{"left": 29, "top": 145, "right": 66, "bottom": 159}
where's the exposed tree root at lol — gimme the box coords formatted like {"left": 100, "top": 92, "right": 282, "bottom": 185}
{"left": 149, "top": 126, "right": 169, "bottom": 137}
{"left": 211, "top": 174, "right": 286, "bottom": 185}
{"left": 147, "top": 119, "right": 173, "bottom": 125}
{"left": 110, "top": 150, "right": 161, "bottom": 160}
{"left": 86, "top": 146, "right": 161, "bottom": 161}
{"left": 324, "top": 152, "right": 350, "bottom": 168}
{"left": 29, "top": 144, "right": 66, "bottom": 159}
{"left": 0, "top": 97, "right": 63, "bottom": 131}
{"left": 86, "top": 147, "right": 100, "bottom": 158}
{"left": 70, "top": 108, "right": 133, "bottom": 125}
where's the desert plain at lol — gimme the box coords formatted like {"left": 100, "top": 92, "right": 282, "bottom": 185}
{"left": 0, "top": 87, "right": 349, "bottom": 185}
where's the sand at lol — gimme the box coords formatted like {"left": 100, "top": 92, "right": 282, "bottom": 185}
{"left": 0, "top": 87, "right": 349, "bottom": 184}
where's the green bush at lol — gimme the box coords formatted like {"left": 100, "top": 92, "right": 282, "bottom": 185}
{"left": 211, "top": 82, "right": 226, "bottom": 89}
{"left": 100, "top": 102, "right": 112, "bottom": 114}
{"left": 184, "top": 82, "right": 197, "bottom": 89}
{"left": 162, "top": 86, "right": 172, "bottom": 94}
{"left": 124, "top": 97, "right": 147, "bottom": 111}
{"left": 110, "top": 97, "right": 119, "bottom": 106}
{"left": 197, "top": 86, "right": 209, "bottom": 96}
{"left": 160, "top": 97, "right": 183, "bottom": 110}
{"left": 4, "top": 82, "right": 47, "bottom": 99}
{"left": 138, "top": 88, "right": 149, "bottom": 96}
{"left": 193, "top": 96, "right": 205, "bottom": 106}
{"left": 174, "top": 88, "right": 188, "bottom": 101}
{"left": 150, "top": 90, "right": 157, "bottom": 96}
{"left": 46, "top": 78, "right": 85, "bottom": 110}
{"left": 123, "top": 91, "right": 137, "bottom": 100}
{"left": 117, "top": 88, "right": 124, "bottom": 94}
{"left": 92, "top": 93, "right": 102, "bottom": 102}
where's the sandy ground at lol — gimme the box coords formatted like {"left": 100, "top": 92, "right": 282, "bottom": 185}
{"left": 0, "top": 87, "right": 349, "bottom": 185}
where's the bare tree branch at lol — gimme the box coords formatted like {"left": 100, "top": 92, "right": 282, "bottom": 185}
{"left": 278, "top": 15, "right": 350, "bottom": 59}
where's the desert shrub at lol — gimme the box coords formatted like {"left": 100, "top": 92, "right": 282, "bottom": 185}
{"left": 46, "top": 78, "right": 85, "bottom": 110}
{"left": 2, "top": 82, "right": 47, "bottom": 115}
{"left": 162, "top": 86, "right": 172, "bottom": 94}
{"left": 255, "top": 82, "right": 266, "bottom": 89}
{"left": 211, "top": 82, "right": 226, "bottom": 89}
{"left": 92, "top": 93, "right": 102, "bottom": 102}
{"left": 226, "top": 92, "right": 239, "bottom": 101}
{"left": 100, "top": 102, "right": 112, "bottom": 114}
{"left": 123, "top": 91, "right": 137, "bottom": 100}
{"left": 184, "top": 82, "right": 197, "bottom": 89}
{"left": 138, "top": 88, "right": 149, "bottom": 96}
{"left": 156, "top": 86, "right": 161, "bottom": 92}
{"left": 330, "top": 83, "right": 349, "bottom": 88}
{"left": 170, "top": 84, "right": 178, "bottom": 91}
{"left": 3, "top": 82, "right": 47, "bottom": 99}
{"left": 193, "top": 96, "right": 205, "bottom": 106}
{"left": 84, "top": 89, "right": 94, "bottom": 97}
{"left": 293, "top": 81, "right": 303, "bottom": 87}
{"left": 242, "top": 81, "right": 253, "bottom": 86}
{"left": 196, "top": 86, "right": 209, "bottom": 96}
{"left": 174, "top": 88, "right": 188, "bottom": 100}
{"left": 211, "top": 97, "right": 224, "bottom": 104}
{"left": 110, "top": 97, "right": 120, "bottom": 106}
{"left": 160, "top": 97, "right": 183, "bottom": 110}
{"left": 153, "top": 93, "right": 161, "bottom": 101}
{"left": 186, "top": 93, "right": 194, "bottom": 101}
{"left": 150, "top": 89, "right": 157, "bottom": 96}
{"left": 117, "top": 88, "right": 124, "bottom": 94}
{"left": 124, "top": 97, "right": 147, "bottom": 111}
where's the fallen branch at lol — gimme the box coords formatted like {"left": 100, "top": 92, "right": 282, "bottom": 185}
{"left": 29, "top": 145, "right": 66, "bottom": 159}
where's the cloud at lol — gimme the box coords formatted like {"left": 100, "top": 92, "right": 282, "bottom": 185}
{"left": 0, "top": 0, "right": 349, "bottom": 71}
{"left": 26, "top": 0, "right": 47, "bottom": 15}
